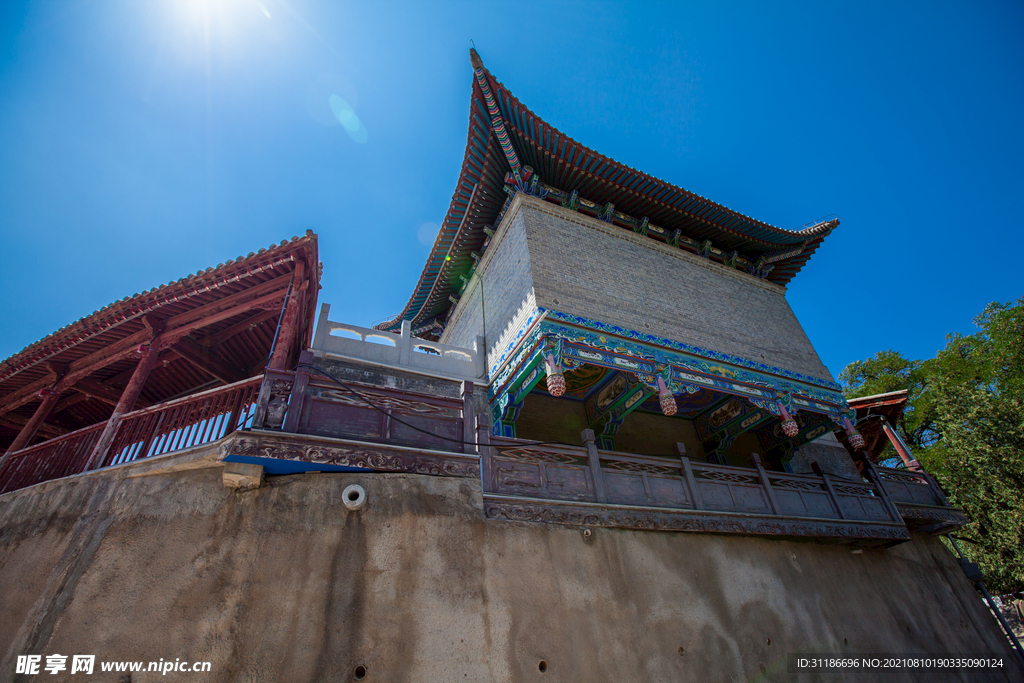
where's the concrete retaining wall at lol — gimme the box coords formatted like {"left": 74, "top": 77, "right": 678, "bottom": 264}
{"left": 1, "top": 460, "right": 1018, "bottom": 682}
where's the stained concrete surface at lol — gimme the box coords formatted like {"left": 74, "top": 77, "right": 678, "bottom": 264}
{"left": 0, "top": 460, "right": 1019, "bottom": 682}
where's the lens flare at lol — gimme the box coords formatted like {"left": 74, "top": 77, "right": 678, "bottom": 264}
{"left": 328, "top": 95, "right": 368, "bottom": 143}
{"left": 417, "top": 222, "right": 439, "bottom": 246}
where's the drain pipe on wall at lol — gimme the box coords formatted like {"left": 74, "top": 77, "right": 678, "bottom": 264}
{"left": 945, "top": 534, "right": 1024, "bottom": 668}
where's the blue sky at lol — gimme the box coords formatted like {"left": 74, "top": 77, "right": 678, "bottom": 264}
{"left": 1, "top": 0, "right": 1021, "bottom": 380}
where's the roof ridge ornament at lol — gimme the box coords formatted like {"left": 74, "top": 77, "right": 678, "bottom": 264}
{"left": 470, "top": 48, "right": 527, "bottom": 190}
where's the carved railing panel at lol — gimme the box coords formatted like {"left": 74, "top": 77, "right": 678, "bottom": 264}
{"left": 875, "top": 466, "right": 943, "bottom": 506}
{"left": 598, "top": 450, "right": 692, "bottom": 509}
{"left": 831, "top": 481, "right": 891, "bottom": 522}
{"left": 768, "top": 474, "right": 840, "bottom": 519}
{"left": 255, "top": 365, "right": 470, "bottom": 453}
{"left": 480, "top": 438, "right": 919, "bottom": 543}
{"left": 874, "top": 465, "right": 967, "bottom": 532}
{"left": 692, "top": 464, "right": 770, "bottom": 514}
{"left": 489, "top": 438, "right": 593, "bottom": 502}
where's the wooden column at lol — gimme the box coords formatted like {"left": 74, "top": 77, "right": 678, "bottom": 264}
{"left": 85, "top": 343, "right": 160, "bottom": 470}
{"left": 476, "top": 415, "right": 495, "bottom": 492}
{"left": 4, "top": 389, "right": 61, "bottom": 456}
{"left": 268, "top": 261, "right": 306, "bottom": 370}
{"left": 461, "top": 381, "right": 475, "bottom": 455}
{"left": 280, "top": 366, "right": 310, "bottom": 434}
{"left": 581, "top": 428, "right": 607, "bottom": 503}
{"left": 749, "top": 452, "right": 780, "bottom": 515}
{"left": 0, "top": 389, "right": 62, "bottom": 480}
{"left": 675, "top": 442, "right": 703, "bottom": 510}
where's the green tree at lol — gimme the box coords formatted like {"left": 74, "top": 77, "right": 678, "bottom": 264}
{"left": 929, "top": 299, "right": 1024, "bottom": 593}
{"left": 840, "top": 297, "right": 1024, "bottom": 593}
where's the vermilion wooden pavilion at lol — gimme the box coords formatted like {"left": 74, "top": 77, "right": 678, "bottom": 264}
{"left": 0, "top": 232, "right": 319, "bottom": 487}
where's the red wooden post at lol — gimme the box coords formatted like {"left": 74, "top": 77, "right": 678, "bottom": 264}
{"left": 85, "top": 343, "right": 161, "bottom": 471}
{"left": 224, "top": 388, "right": 245, "bottom": 437}
{"left": 4, "top": 389, "right": 61, "bottom": 456}
{"left": 0, "top": 389, "right": 63, "bottom": 480}
{"left": 268, "top": 261, "right": 306, "bottom": 370}
{"left": 880, "top": 420, "right": 921, "bottom": 470}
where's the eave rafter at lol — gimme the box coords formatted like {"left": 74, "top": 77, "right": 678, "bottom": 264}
{"left": 0, "top": 275, "right": 292, "bottom": 421}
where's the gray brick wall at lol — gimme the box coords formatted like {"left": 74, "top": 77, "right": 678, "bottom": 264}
{"left": 789, "top": 432, "right": 861, "bottom": 479}
{"left": 441, "top": 208, "right": 538, "bottom": 373}
{"left": 516, "top": 196, "right": 835, "bottom": 383}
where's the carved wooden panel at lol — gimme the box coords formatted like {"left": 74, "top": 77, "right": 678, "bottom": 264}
{"left": 877, "top": 471, "right": 940, "bottom": 506}
{"left": 493, "top": 458, "right": 593, "bottom": 502}
{"left": 299, "top": 395, "right": 462, "bottom": 452}
{"left": 692, "top": 468, "right": 770, "bottom": 514}
{"left": 836, "top": 494, "right": 889, "bottom": 521}
{"left": 541, "top": 465, "right": 592, "bottom": 501}
{"left": 389, "top": 413, "right": 461, "bottom": 451}
{"left": 772, "top": 488, "right": 838, "bottom": 518}
{"left": 646, "top": 476, "right": 691, "bottom": 508}
{"left": 311, "top": 387, "right": 460, "bottom": 418}
{"left": 303, "top": 399, "right": 383, "bottom": 440}
{"left": 732, "top": 485, "right": 771, "bottom": 513}
{"left": 227, "top": 433, "right": 479, "bottom": 479}
{"left": 895, "top": 503, "right": 968, "bottom": 533}
{"left": 496, "top": 460, "right": 543, "bottom": 493}
{"left": 604, "top": 471, "right": 649, "bottom": 505}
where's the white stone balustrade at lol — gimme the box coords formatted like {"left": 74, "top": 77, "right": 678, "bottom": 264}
{"left": 311, "top": 303, "right": 486, "bottom": 382}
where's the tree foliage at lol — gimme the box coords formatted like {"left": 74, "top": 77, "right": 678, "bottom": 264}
{"left": 840, "top": 298, "right": 1024, "bottom": 593}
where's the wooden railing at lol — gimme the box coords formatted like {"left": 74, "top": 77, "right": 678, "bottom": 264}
{"left": 483, "top": 434, "right": 902, "bottom": 526}
{"left": 0, "top": 377, "right": 262, "bottom": 494}
{"left": 875, "top": 465, "right": 948, "bottom": 507}
{"left": 0, "top": 422, "right": 107, "bottom": 495}
{"left": 98, "top": 377, "right": 262, "bottom": 468}
{"left": 251, "top": 364, "right": 475, "bottom": 454}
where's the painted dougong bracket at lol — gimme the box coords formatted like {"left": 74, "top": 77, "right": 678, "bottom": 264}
{"left": 694, "top": 395, "right": 776, "bottom": 465}
{"left": 490, "top": 336, "right": 563, "bottom": 438}
{"left": 584, "top": 371, "right": 653, "bottom": 450}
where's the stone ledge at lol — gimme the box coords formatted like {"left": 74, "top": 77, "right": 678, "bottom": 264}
{"left": 226, "top": 430, "right": 481, "bottom": 479}
{"left": 483, "top": 493, "right": 911, "bottom": 547}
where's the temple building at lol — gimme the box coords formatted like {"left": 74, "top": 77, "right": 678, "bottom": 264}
{"left": 0, "top": 51, "right": 1019, "bottom": 681}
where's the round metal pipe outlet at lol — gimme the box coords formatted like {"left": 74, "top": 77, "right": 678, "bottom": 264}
{"left": 342, "top": 484, "right": 367, "bottom": 511}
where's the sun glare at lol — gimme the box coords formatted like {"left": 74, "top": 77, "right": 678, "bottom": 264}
{"left": 175, "top": 0, "right": 271, "bottom": 35}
